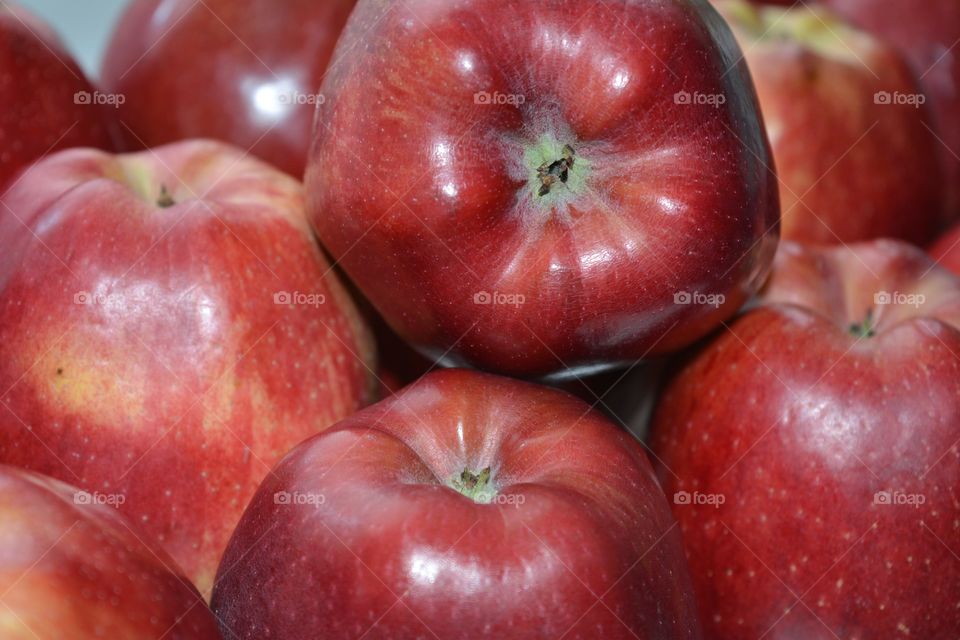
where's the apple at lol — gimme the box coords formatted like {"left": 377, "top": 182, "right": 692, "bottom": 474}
{"left": 818, "top": 0, "right": 960, "bottom": 219}
{"left": 348, "top": 284, "right": 433, "bottom": 398}
{"left": 930, "top": 223, "right": 960, "bottom": 275}
{"left": 0, "top": 464, "right": 220, "bottom": 639}
{"left": 650, "top": 239, "right": 960, "bottom": 638}
{"left": 211, "top": 369, "right": 701, "bottom": 639}
{"left": 101, "top": 0, "right": 356, "bottom": 178}
{"left": 713, "top": 0, "right": 944, "bottom": 244}
{"left": 0, "top": 2, "right": 115, "bottom": 190}
{"left": 306, "top": 0, "right": 779, "bottom": 377}
{"left": 0, "top": 140, "right": 375, "bottom": 597}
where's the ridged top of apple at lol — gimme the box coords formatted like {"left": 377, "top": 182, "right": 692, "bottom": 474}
{"left": 212, "top": 368, "right": 702, "bottom": 639}
{"left": 4, "top": 140, "right": 306, "bottom": 224}
{"left": 760, "top": 240, "right": 960, "bottom": 343}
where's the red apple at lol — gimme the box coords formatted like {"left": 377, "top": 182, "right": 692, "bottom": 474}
{"left": 348, "top": 283, "right": 433, "bottom": 398}
{"left": 0, "top": 464, "right": 220, "bottom": 639}
{"left": 650, "top": 240, "right": 960, "bottom": 638}
{"left": 101, "top": 0, "right": 356, "bottom": 178}
{"left": 930, "top": 223, "right": 960, "bottom": 275}
{"left": 306, "top": 0, "right": 779, "bottom": 377}
{"left": 819, "top": 0, "right": 960, "bottom": 219}
{"left": 0, "top": 2, "right": 115, "bottom": 190}
{"left": 211, "top": 369, "right": 701, "bottom": 639}
{"left": 714, "top": 0, "right": 944, "bottom": 244}
{"left": 0, "top": 140, "right": 375, "bottom": 596}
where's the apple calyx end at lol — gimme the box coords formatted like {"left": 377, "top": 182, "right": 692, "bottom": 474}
{"left": 848, "top": 308, "right": 877, "bottom": 339}
{"left": 524, "top": 132, "right": 590, "bottom": 207}
{"left": 536, "top": 145, "right": 576, "bottom": 197}
{"left": 157, "top": 184, "right": 176, "bottom": 208}
{"left": 449, "top": 466, "right": 495, "bottom": 504}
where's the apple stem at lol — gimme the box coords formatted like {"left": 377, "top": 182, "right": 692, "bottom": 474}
{"left": 157, "top": 184, "right": 175, "bottom": 208}
{"left": 449, "top": 466, "right": 495, "bottom": 503}
{"left": 848, "top": 308, "right": 876, "bottom": 338}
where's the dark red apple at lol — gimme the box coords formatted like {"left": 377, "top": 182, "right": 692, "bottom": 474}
{"left": 714, "top": 0, "right": 944, "bottom": 244}
{"left": 0, "top": 140, "right": 375, "bottom": 596}
{"left": 306, "top": 0, "right": 779, "bottom": 377}
{"left": 212, "top": 369, "right": 701, "bottom": 639}
{"left": 650, "top": 240, "right": 960, "bottom": 638}
{"left": 819, "top": 0, "right": 960, "bottom": 220}
{"left": 0, "top": 2, "right": 115, "bottom": 190}
{"left": 0, "top": 464, "right": 220, "bottom": 639}
{"left": 930, "top": 223, "right": 960, "bottom": 275}
{"left": 101, "top": 0, "right": 356, "bottom": 177}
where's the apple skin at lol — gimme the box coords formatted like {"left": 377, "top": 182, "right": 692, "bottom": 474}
{"left": 306, "top": 0, "right": 779, "bottom": 378}
{"left": 101, "top": 0, "right": 356, "bottom": 178}
{"left": 929, "top": 224, "right": 960, "bottom": 275}
{"left": 714, "top": 0, "right": 944, "bottom": 245}
{"left": 649, "top": 240, "right": 960, "bottom": 638}
{"left": 818, "top": 0, "right": 960, "bottom": 220}
{"left": 0, "top": 140, "right": 375, "bottom": 597}
{"left": 0, "top": 464, "right": 220, "bottom": 639}
{"left": 0, "top": 2, "right": 115, "bottom": 190}
{"left": 211, "top": 369, "right": 702, "bottom": 639}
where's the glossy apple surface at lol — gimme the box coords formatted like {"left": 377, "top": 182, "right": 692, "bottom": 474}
{"left": 0, "top": 464, "right": 220, "bottom": 639}
{"left": 715, "top": 0, "right": 944, "bottom": 244}
{"left": 0, "top": 140, "right": 375, "bottom": 596}
{"left": 819, "top": 0, "right": 960, "bottom": 219}
{"left": 101, "top": 0, "right": 356, "bottom": 177}
{"left": 212, "top": 369, "right": 701, "bottom": 639}
{"left": 306, "top": 0, "right": 779, "bottom": 377}
{"left": 650, "top": 240, "right": 960, "bottom": 638}
{"left": 0, "top": 2, "right": 115, "bottom": 190}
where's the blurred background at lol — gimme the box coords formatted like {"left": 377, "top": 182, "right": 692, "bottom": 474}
{"left": 19, "top": 0, "right": 126, "bottom": 76}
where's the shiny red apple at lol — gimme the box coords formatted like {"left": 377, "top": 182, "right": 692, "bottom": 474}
{"left": 212, "top": 369, "right": 701, "bottom": 639}
{"left": 819, "top": 0, "right": 960, "bottom": 220}
{"left": 101, "top": 0, "right": 356, "bottom": 177}
{"left": 714, "top": 0, "right": 944, "bottom": 244}
{"left": 306, "top": 0, "right": 779, "bottom": 377}
{"left": 650, "top": 240, "right": 960, "bottom": 638}
{"left": 0, "top": 140, "right": 375, "bottom": 596}
{"left": 0, "top": 2, "right": 115, "bottom": 190}
{"left": 0, "top": 464, "right": 220, "bottom": 639}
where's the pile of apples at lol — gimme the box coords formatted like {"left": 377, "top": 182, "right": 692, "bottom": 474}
{"left": 0, "top": 0, "right": 957, "bottom": 638}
